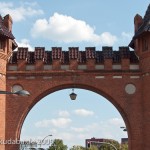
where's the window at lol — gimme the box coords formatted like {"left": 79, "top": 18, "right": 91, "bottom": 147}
{"left": 0, "top": 41, "right": 2, "bottom": 49}
{"left": 142, "top": 38, "right": 148, "bottom": 51}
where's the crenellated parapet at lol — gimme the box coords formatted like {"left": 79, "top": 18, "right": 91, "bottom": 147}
{"left": 9, "top": 46, "right": 139, "bottom": 64}
{"left": 7, "top": 46, "right": 139, "bottom": 72}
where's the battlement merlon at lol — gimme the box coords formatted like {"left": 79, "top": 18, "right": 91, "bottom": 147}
{"left": 7, "top": 46, "right": 139, "bottom": 71}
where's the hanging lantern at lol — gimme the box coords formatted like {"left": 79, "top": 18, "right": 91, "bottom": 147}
{"left": 69, "top": 89, "right": 77, "bottom": 100}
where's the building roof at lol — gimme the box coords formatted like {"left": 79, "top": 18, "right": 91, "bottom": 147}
{"left": 0, "top": 15, "right": 15, "bottom": 39}
{"left": 134, "top": 4, "right": 150, "bottom": 38}
{"left": 129, "top": 4, "right": 150, "bottom": 48}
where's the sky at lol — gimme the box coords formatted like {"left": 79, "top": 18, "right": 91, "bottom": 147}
{"left": 1, "top": 0, "right": 150, "bottom": 149}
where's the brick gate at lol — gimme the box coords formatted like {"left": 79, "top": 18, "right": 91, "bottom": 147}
{"left": 0, "top": 4, "right": 150, "bottom": 150}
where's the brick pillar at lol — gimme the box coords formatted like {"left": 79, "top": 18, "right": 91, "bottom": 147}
{"left": 103, "top": 46, "right": 113, "bottom": 70}
{"left": 69, "top": 59, "right": 78, "bottom": 70}
{"left": 0, "top": 56, "right": 6, "bottom": 150}
{"left": 17, "top": 47, "right": 28, "bottom": 71}
{"left": 87, "top": 59, "right": 95, "bottom": 70}
{"left": 86, "top": 47, "right": 95, "bottom": 70}
{"left": 121, "top": 59, "right": 130, "bottom": 70}
{"left": 119, "top": 47, "right": 130, "bottom": 70}
{"left": 52, "top": 60, "right": 61, "bottom": 70}
{"left": 140, "top": 55, "right": 150, "bottom": 150}
{"left": 35, "top": 60, "right": 44, "bottom": 70}
{"left": 142, "top": 74, "right": 150, "bottom": 150}
{"left": 52, "top": 47, "right": 62, "bottom": 70}
{"left": 17, "top": 60, "right": 26, "bottom": 71}
{"left": 104, "top": 59, "right": 112, "bottom": 70}
{"left": 134, "top": 28, "right": 150, "bottom": 149}
{"left": 35, "top": 47, "right": 45, "bottom": 70}
{"left": 0, "top": 13, "right": 17, "bottom": 150}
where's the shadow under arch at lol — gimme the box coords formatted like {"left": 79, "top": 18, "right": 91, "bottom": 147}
{"left": 18, "top": 83, "right": 130, "bottom": 148}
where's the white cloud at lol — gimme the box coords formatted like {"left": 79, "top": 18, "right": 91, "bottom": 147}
{"left": 51, "top": 118, "right": 72, "bottom": 128}
{"left": 121, "top": 32, "right": 133, "bottom": 40}
{"left": 116, "top": 32, "right": 133, "bottom": 47}
{"left": 16, "top": 39, "right": 34, "bottom": 51}
{"left": 108, "top": 117, "right": 124, "bottom": 126}
{"left": 83, "top": 118, "right": 126, "bottom": 140}
{"left": 23, "top": 2, "right": 38, "bottom": 7}
{"left": 35, "top": 119, "right": 51, "bottom": 128}
{"left": 0, "top": 2, "right": 44, "bottom": 22}
{"left": 71, "top": 127, "right": 88, "bottom": 133}
{"left": 99, "top": 32, "right": 117, "bottom": 45}
{"left": 56, "top": 132, "right": 73, "bottom": 141}
{"left": 31, "top": 13, "right": 117, "bottom": 45}
{"left": 35, "top": 118, "right": 72, "bottom": 128}
{"left": 74, "top": 109, "right": 94, "bottom": 117}
{"left": 58, "top": 110, "right": 70, "bottom": 117}
{"left": 24, "top": 117, "right": 127, "bottom": 148}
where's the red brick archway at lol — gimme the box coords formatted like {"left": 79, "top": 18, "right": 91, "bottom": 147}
{"left": 17, "top": 83, "right": 131, "bottom": 142}
{"left": 6, "top": 68, "right": 141, "bottom": 150}
{"left": 0, "top": 4, "right": 150, "bottom": 150}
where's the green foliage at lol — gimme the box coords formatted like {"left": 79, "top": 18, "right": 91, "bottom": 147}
{"left": 70, "top": 145, "right": 86, "bottom": 150}
{"left": 97, "top": 140, "right": 128, "bottom": 150}
{"left": 70, "top": 145, "right": 99, "bottom": 150}
{"left": 48, "top": 139, "right": 67, "bottom": 150}
{"left": 120, "top": 143, "right": 128, "bottom": 150}
{"left": 48, "top": 139, "right": 128, "bottom": 150}
{"left": 90, "top": 139, "right": 120, "bottom": 150}
{"left": 88, "top": 145, "right": 99, "bottom": 150}
{"left": 20, "top": 141, "right": 37, "bottom": 150}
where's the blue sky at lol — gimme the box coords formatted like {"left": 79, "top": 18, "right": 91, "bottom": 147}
{"left": 1, "top": 0, "right": 149, "bottom": 50}
{"left": 21, "top": 89, "right": 127, "bottom": 149}
{"left": 1, "top": 0, "right": 149, "bottom": 149}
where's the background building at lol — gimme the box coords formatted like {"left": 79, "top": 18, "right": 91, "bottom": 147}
{"left": 121, "top": 138, "right": 128, "bottom": 144}
{"left": 85, "top": 137, "right": 119, "bottom": 148}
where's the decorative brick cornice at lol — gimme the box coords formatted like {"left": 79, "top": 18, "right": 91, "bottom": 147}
{"left": 8, "top": 46, "right": 139, "bottom": 65}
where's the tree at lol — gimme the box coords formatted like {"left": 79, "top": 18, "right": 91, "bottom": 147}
{"left": 70, "top": 145, "right": 99, "bottom": 150}
{"left": 70, "top": 145, "right": 86, "bottom": 150}
{"left": 20, "top": 141, "right": 37, "bottom": 150}
{"left": 94, "top": 139, "right": 120, "bottom": 150}
{"left": 88, "top": 145, "right": 99, "bottom": 150}
{"left": 120, "top": 143, "right": 128, "bottom": 150}
{"left": 48, "top": 139, "right": 67, "bottom": 150}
